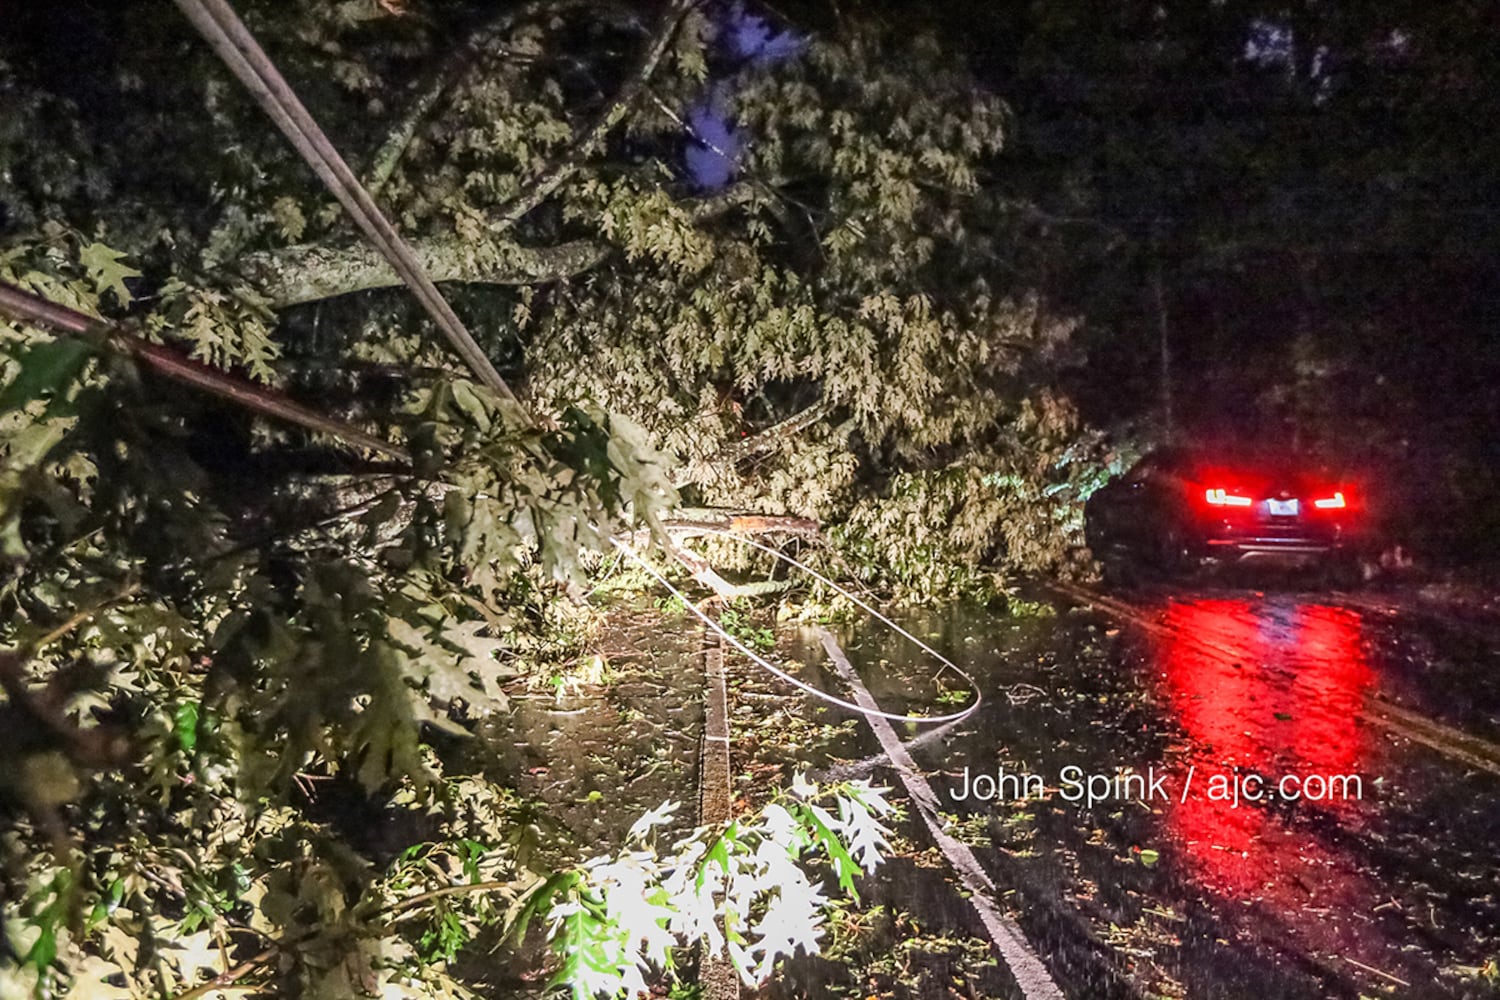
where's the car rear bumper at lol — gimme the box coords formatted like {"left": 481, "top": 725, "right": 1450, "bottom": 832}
{"left": 1197, "top": 520, "right": 1351, "bottom": 562}
{"left": 1205, "top": 538, "right": 1337, "bottom": 563}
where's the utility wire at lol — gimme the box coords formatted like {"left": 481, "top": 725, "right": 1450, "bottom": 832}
{"left": 171, "top": 0, "right": 525, "bottom": 413}
{"left": 611, "top": 530, "right": 985, "bottom": 726}
{"left": 0, "top": 280, "right": 410, "bottom": 462}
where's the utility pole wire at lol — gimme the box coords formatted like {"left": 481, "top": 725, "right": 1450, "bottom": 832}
{"left": 0, "top": 281, "right": 411, "bottom": 462}
{"left": 1152, "top": 257, "right": 1174, "bottom": 443}
{"left": 171, "top": 0, "right": 525, "bottom": 412}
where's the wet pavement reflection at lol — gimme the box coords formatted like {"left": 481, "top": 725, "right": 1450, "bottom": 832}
{"left": 1156, "top": 598, "right": 1373, "bottom": 897}
{"left": 786, "top": 585, "right": 1500, "bottom": 998}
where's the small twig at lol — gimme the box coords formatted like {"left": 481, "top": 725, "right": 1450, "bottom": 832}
{"left": 131, "top": 860, "right": 188, "bottom": 899}
{"left": 30, "top": 582, "right": 142, "bottom": 652}
{"left": 1342, "top": 956, "right": 1411, "bottom": 988}
{"left": 168, "top": 945, "right": 277, "bottom": 1000}
{"left": 1004, "top": 683, "right": 1048, "bottom": 705}
{"left": 381, "top": 875, "right": 538, "bottom": 919}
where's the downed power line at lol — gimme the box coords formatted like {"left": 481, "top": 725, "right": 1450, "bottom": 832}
{"left": 171, "top": 0, "right": 524, "bottom": 411}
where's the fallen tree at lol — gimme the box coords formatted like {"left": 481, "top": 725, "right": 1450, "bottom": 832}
{"left": 0, "top": 3, "right": 1108, "bottom": 996}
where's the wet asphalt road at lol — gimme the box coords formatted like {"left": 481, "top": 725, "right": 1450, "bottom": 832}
{"left": 794, "top": 581, "right": 1500, "bottom": 999}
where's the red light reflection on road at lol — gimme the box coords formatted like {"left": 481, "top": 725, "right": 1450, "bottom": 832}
{"left": 1155, "top": 598, "right": 1374, "bottom": 898}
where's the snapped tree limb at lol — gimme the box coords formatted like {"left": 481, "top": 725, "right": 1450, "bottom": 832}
{"left": 239, "top": 235, "right": 611, "bottom": 307}
{"left": 240, "top": 185, "right": 760, "bottom": 307}
{"left": 675, "top": 396, "right": 833, "bottom": 488}
{"left": 174, "top": 0, "right": 523, "bottom": 403}
{"left": 621, "top": 508, "right": 819, "bottom": 600}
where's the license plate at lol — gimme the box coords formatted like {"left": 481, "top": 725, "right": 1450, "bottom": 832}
{"left": 1267, "top": 498, "right": 1299, "bottom": 516}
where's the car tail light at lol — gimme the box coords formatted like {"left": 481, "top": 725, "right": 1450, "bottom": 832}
{"left": 1313, "top": 491, "right": 1347, "bottom": 509}
{"left": 1204, "top": 488, "right": 1253, "bottom": 507}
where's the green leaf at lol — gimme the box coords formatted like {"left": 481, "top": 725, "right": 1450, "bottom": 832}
{"left": 1138, "top": 848, "right": 1160, "bottom": 867}
{"left": 173, "top": 701, "right": 200, "bottom": 755}
{"left": 86, "top": 878, "right": 125, "bottom": 929}
{"left": 0, "top": 338, "right": 92, "bottom": 413}
{"left": 459, "top": 838, "right": 486, "bottom": 882}
{"left": 79, "top": 241, "right": 141, "bottom": 306}
{"left": 802, "top": 804, "right": 860, "bottom": 896}
{"left": 24, "top": 923, "right": 57, "bottom": 972}
{"left": 697, "top": 827, "right": 734, "bottom": 891}
{"left": 509, "top": 872, "right": 579, "bottom": 943}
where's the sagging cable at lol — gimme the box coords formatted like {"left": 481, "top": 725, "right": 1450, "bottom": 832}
{"left": 611, "top": 534, "right": 984, "bottom": 726}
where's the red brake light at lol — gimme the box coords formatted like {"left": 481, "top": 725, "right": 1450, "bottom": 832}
{"left": 1205, "top": 488, "right": 1253, "bottom": 507}
{"left": 1313, "top": 491, "right": 1347, "bottom": 509}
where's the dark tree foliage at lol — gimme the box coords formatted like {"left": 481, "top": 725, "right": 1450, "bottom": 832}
{"left": 810, "top": 0, "right": 1500, "bottom": 552}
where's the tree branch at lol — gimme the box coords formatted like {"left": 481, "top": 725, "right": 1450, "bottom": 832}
{"left": 239, "top": 235, "right": 611, "bottom": 307}
{"left": 240, "top": 186, "right": 757, "bottom": 308}
{"left": 364, "top": 77, "right": 462, "bottom": 200}
{"left": 364, "top": 0, "right": 597, "bottom": 197}
{"left": 0, "top": 281, "right": 410, "bottom": 461}
{"left": 674, "top": 397, "right": 833, "bottom": 488}
{"left": 489, "top": 0, "right": 697, "bottom": 234}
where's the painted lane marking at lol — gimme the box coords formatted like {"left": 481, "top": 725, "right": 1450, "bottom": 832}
{"left": 818, "top": 628, "right": 1067, "bottom": 1000}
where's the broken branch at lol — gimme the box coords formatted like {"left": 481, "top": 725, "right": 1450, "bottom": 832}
{"left": 489, "top": 0, "right": 696, "bottom": 234}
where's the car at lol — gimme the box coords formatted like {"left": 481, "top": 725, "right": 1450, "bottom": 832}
{"left": 1084, "top": 446, "right": 1368, "bottom": 584}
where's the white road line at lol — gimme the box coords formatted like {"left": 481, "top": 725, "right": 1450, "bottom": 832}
{"left": 818, "top": 628, "right": 1066, "bottom": 1000}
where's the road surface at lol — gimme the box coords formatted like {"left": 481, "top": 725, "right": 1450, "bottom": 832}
{"left": 768, "top": 581, "right": 1500, "bottom": 998}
